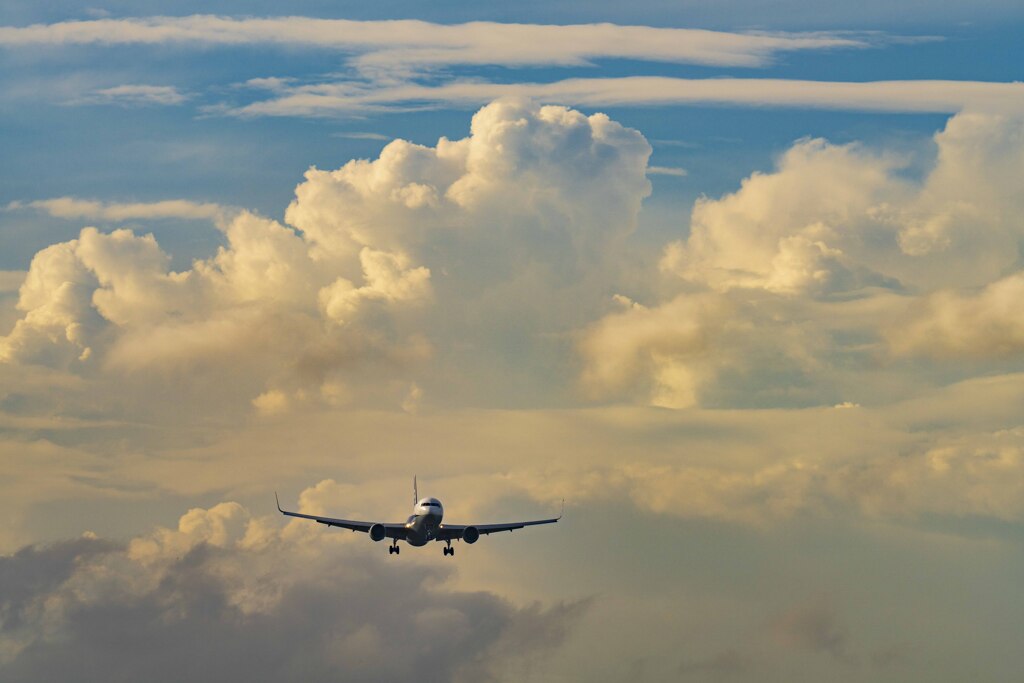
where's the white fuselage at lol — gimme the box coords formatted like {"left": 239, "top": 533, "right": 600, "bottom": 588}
{"left": 405, "top": 497, "right": 444, "bottom": 546}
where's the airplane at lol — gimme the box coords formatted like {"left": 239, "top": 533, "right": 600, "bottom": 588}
{"left": 275, "top": 477, "right": 562, "bottom": 556}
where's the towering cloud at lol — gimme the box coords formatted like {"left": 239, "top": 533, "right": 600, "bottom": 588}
{"left": 1, "top": 99, "right": 651, "bottom": 415}
{"left": 581, "top": 112, "right": 1024, "bottom": 408}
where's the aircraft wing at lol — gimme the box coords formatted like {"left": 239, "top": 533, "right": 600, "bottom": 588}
{"left": 275, "top": 493, "right": 408, "bottom": 539}
{"left": 440, "top": 502, "right": 562, "bottom": 540}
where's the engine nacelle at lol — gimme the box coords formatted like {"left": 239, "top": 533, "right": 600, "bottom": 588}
{"left": 463, "top": 526, "right": 480, "bottom": 544}
{"left": 369, "top": 523, "right": 386, "bottom": 542}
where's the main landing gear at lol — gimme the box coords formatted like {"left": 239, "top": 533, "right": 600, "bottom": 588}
{"left": 388, "top": 543, "right": 400, "bottom": 555}
{"left": 443, "top": 541, "right": 455, "bottom": 557}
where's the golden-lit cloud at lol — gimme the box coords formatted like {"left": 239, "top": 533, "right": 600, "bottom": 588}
{"left": 581, "top": 111, "right": 1024, "bottom": 408}
{"left": 1, "top": 100, "right": 652, "bottom": 418}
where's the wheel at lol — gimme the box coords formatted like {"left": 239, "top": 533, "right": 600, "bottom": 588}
{"left": 395, "top": 545, "right": 400, "bottom": 555}
{"left": 450, "top": 547, "right": 455, "bottom": 556}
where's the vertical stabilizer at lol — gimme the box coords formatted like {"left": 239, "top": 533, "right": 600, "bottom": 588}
{"left": 413, "top": 475, "right": 418, "bottom": 507}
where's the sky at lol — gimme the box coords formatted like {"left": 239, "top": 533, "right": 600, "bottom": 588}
{"left": 1, "top": 2, "right": 1023, "bottom": 681}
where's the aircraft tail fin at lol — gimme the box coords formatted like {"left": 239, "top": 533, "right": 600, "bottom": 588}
{"left": 413, "top": 475, "right": 418, "bottom": 506}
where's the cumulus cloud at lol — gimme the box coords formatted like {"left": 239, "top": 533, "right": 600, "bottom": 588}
{"left": 889, "top": 273, "right": 1024, "bottom": 358}
{"left": 285, "top": 99, "right": 650, "bottom": 263}
{"left": 0, "top": 502, "right": 585, "bottom": 683}
{"left": 0, "top": 214, "right": 428, "bottom": 408}
{"left": 579, "top": 294, "right": 736, "bottom": 409}
{"left": 1, "top": 99, "right": 651, "bottom": 414}
{"left": 666, "top": 111, "right": 1024, "bottom": 297}
{"left": 581, "top": 112, "right": 1024, "bottom": 408}
{"left": 661, "top": 137, "right": 903, "bottom": 297}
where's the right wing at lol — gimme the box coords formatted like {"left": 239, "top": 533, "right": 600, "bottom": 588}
{"left": 276, "top": 493, "right": 408, "bottom": 539}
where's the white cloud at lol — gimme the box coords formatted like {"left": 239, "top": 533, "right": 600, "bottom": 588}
{"left": 9, "top": 197, "right": 234, "bottom": 226}
{"left": 331, "top": 131, "right": 390, "bottom": 141}
{"left": 72, "top": 84, "right": 189, "bottom": 107}
{"left": 578, "top": 294, "right": 735, "bottom": 409}
{"left": 319, "top": 248, "right": 431, "bottom": 325}
{"left": 0, "top": 17, "right": 868, "bottom": 70}
{"left": 0, "top": 99, "right": 652, "bottom": 414}
{"left": 647, "top": 165, "right": 688, "bottom": 177}
{"left": 225, "top": 77, "right": 1024, "bottom": 118}
{"left": 889, "top": 272, "right": 1024, "bottom": 358}
{"left": 581, "top": 111, "right": 1024, "bottom": 408}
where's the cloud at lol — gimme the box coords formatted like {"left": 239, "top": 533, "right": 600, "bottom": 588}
{"left": 770, "top": 597, "right": 850, "bottom": 660}
{"left": 70, "top": 84, "right": 189, "bottom": 107}
{"left": 889, "top": 273, "right": 1024, "bottom": 358}
{"left": 8, "top": 197, "right": 233, "bottom": 225}
{"left": 678, "top": 649, "right": 752, "bottom": 678}
{"left": 224, "top": 77, "right": 1024, "bottom": 118}
{"left": 0, "top": 502, "right": 586, "bottom": 682}
{"left": 6, "top": 103, "right": 1024, "bottom": 544}
{"left": 580, "top": 112, "right": 1024, "bottom": 409}
{"left": 0, "top": 99, "right": 651, "bottom": 415}
{"left": 578, "top": 293, "right": 738, "bottom": 409}
{"left": 0, "top": 17, "right": 868, "bottom": 71}
{"left": 647, "top": 165, "right": 688, "bottom": 177}
{"left": 331, "top": 131, "right": 391, "bottom": 141}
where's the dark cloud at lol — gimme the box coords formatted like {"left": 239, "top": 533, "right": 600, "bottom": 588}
{"left": 0, "top": 527, "right": 587, "bottom": 683}
{"left": 678, "top": 649, "right": 752, "bottom": 680}
{"left": 770, "top": 596, "right": 849, "bottom": 661}
{"left": 0, "top": 535, "right": 116, "bottom": 630}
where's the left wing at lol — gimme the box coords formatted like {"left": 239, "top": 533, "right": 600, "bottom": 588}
{"left": 275, "top": 493, "right": 408, "bottom": 539}
{"left": 439, "top": 501, "right": 563, "bottom": 541}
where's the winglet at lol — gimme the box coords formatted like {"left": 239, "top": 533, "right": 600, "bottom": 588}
{"left": 275, "top": 491, "right": 284, "bottom": 514}
{"left": 557, "top": 498, "right": 565, "bottom": 520}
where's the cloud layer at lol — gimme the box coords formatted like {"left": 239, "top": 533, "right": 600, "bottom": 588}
{"left": 0, "top": 16, "right": 866, "bottom": 71}
{"left": 228, "top": 77, "right": 1024, "bottom": 118}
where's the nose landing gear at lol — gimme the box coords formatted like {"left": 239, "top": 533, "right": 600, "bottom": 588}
{"left": 443, "top": 541, "right": 455, "bottom": 557}
{"left": 388, "top": 543, "right": 400, "bottom": 555}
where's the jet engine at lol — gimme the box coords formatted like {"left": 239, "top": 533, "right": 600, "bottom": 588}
{"left": 463, "top": 526, "right": 480, "bottom": 544}
{"left": 369, "top": 523, "right": 387, "bottom": 542}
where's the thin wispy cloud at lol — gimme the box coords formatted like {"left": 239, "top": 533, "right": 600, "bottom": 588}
{"left": 331, "top": 131, "right": 391, "bottom": 140}
{"left": 8, "top": 197, "right": 235, "bottom": 225}
{"left": 0, "top": 16, "right": 871, "bottom": 71}
{"left": 647, "top": 166, "right": 688, "bottom": 177}
{"left": 71, "top": 84, "right": 189, "bottom": 107}
{"left": 222, "top": 77, "right": 1024, "bottom": 118}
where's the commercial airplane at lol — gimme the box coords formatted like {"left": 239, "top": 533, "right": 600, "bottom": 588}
{"left": 275, "top": 477, "right": 562, "bottom": 556}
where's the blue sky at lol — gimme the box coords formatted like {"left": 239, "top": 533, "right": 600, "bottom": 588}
{"left": 2, "top": 4, "right": 1024, "bottom": 682}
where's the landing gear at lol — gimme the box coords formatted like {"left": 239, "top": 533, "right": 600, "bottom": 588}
{"left": 443, "top": 541, "right": 455, "bottom": 556}
{"left": 388, "top": 543, "right": 400, "bottom": 555}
